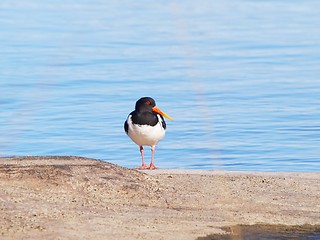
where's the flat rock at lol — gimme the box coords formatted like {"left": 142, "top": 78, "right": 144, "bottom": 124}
{"left": 0, "top": 156, "right": 319, "bottom": 240}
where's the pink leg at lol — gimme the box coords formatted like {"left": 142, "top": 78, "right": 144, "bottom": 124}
{"left": 137, "top": 146, "right": 149, "bottom": 169}
{"left": 149, "top": 146, "right": 158, "bottom": 170}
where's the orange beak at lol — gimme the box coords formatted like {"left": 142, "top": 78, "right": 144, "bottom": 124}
{"left": 152, "top": 106, "right": 173, "bottom": 120}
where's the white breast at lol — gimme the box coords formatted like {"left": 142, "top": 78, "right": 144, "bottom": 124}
{"left": 126, "top": 115, "right": 165, "bottom": 147}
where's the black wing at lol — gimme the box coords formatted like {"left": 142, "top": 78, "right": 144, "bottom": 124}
{"left": 159, "top": 115, "right": 166, "bottom": 130}
{"left": 124, "top": 117, "right": 129, "bottom": 134}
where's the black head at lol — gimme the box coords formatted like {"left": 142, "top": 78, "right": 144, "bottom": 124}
{"left": 135, "top": 97, "right": 156, "bottom": 112}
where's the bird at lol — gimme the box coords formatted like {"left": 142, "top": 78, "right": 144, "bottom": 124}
{"left": 124, "top": 97, "right": 173, "bottom": 169}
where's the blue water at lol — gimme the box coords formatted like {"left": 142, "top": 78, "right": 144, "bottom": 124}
{"left": 1, "top": 1, "right": 319, "bottom": 171}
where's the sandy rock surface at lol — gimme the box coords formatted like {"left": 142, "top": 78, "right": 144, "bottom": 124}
{"left": 0, "top": 156, "right": 319, "bottom": 239}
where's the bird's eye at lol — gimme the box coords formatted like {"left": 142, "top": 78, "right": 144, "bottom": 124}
{"left": 146, "top": 101, "right": 151, "bottom": 105}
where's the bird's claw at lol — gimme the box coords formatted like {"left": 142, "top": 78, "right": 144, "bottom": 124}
{"left": 136, "top": 164, "right": 149, "bottom": 170}
{"left": 136, "top": 164, "right": 158, "bottom": 170}
{"left": 148, "top": 163, "right": 158, "bottom": 170}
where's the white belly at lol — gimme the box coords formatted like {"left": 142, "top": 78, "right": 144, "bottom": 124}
{"left": 127, "top": 115, "right": 165, "bottom": 147}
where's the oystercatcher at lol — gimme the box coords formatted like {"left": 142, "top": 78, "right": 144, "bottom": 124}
{"left": 124, "top": 97, "right": 173, "bottom": 169}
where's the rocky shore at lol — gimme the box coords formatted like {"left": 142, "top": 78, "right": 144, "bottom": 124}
{"left": 0, "top": 156, "right": 319, "bottom": 239}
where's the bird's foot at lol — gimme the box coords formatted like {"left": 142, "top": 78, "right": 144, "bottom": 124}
{"left": 136, "top": 164, "right": 149, "bottom": 170}
{"left": 149, "top": 163, "right": 158, "bottom": 170}
{"left": 135, "top": 163, "right": 158, "bottom": 170}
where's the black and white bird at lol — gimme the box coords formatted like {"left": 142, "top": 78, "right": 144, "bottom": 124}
{"left": 124, "top": 97, "right": 172, "bottom": 169}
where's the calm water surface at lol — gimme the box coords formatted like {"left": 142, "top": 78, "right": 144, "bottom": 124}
{"left": 1, "top": 1, "right": 319, "bottom": 171}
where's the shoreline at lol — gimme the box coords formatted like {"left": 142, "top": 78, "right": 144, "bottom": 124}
{"left": 140, "top": 168, "right": 320, "bottom": 177}
{"left": 1, "top": 156, "right": 319, "bottom": 239}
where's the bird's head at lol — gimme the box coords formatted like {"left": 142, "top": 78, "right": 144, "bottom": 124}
{"left": 135, "top": 97, "right": 173, "bottom": 120}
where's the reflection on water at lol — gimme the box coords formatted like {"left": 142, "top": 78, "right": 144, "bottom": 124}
{"left": 1, "top": 1, "right": 320, "bottom": 171}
